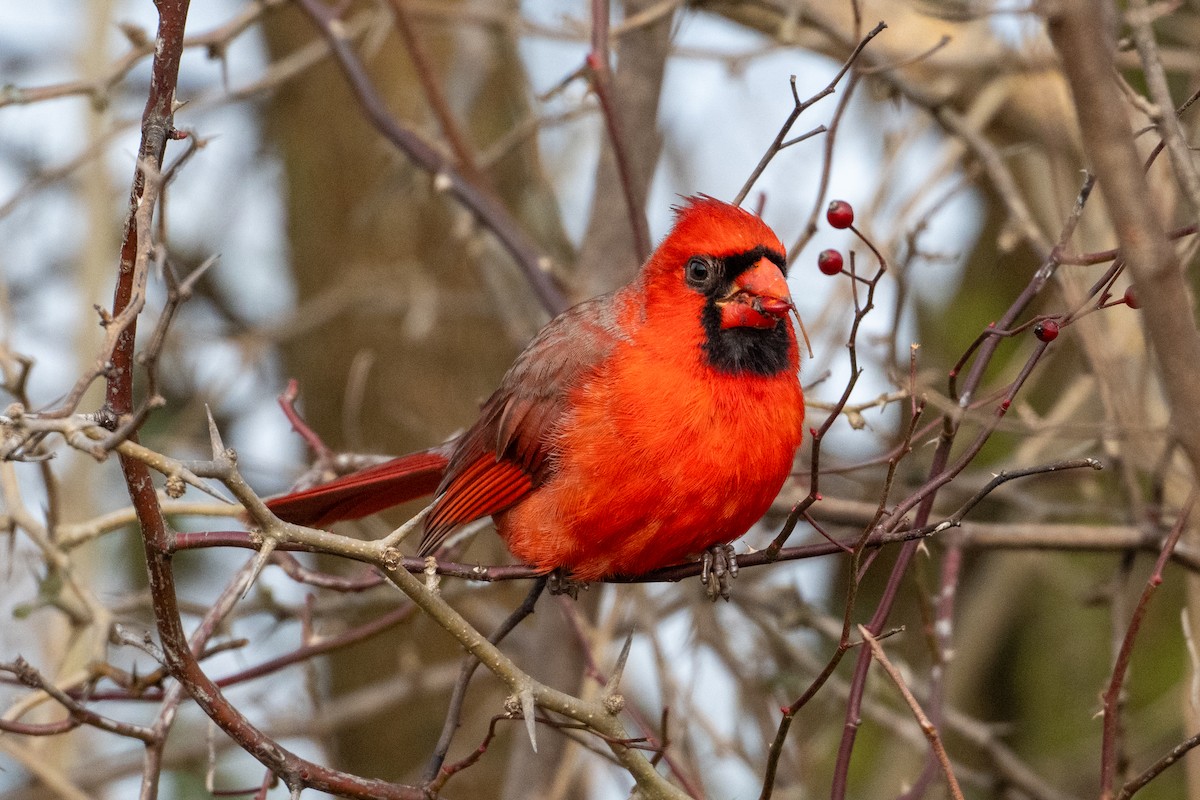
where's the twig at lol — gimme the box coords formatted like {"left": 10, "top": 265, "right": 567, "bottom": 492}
{"left": 276, "top": 378, "right": 333, "bottom": 462}
{"left": 826, "top": 177, "right": 1092, "bottom": 797}
{"left": 379, "top": 565, "right": 690, "bottom": 799}
{"left": 1057, "top": 223, "right": 1197, "bottom": 266}
{"left": 789, "top": 71, "right": 862, "bottom": 260}
{"left": 586, "top": 0, "right": 651, "bottom": 262}
{"left": 556, "top": 599, "right": 704, "bottom": 796}
{"left": 141, "top": 557, "right": 264, "bottom": 800}
{"left": 759, "top": 367, "right": 924, "bottom": 800}
{"left": 0, "top": 0, "right": 288, "bottom": 111}
{"left": 96, "top": 3, "right": 425, "bottom": 796}
{"left": 1048, "top": 0, "right": 1200, "bottom": 492}
{"left": 424, "top": 577, "right": 548, "bottom": 788}
{"left": 766, "top": 221, "right": 890, "bottom": 558}
{"left": 1118, "top": 728, "right": 1200, "bottom": 799}
{"left": 1100, "top": 493, "right": 1195, "bottom": 799}
{"left": 858, "top": 627, "right": 965, "bottom": 800}
{"left": 733, "top": 21, "right": 885, "bottom": 207}
{"left": 1126, "top": 0, "right": 1200, "bottom": 219}
{"left": 1, "top": 658, "right": 154, "bottom": 743}
{"left": 386, "top": 0, "right": 485, "bottom": 187}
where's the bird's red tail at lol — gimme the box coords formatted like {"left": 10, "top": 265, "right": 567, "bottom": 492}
{"left": 266, "top": 445, "right": 451, "bottom": 528}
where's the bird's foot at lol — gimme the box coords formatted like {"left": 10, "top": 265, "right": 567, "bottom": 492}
{"left": 700, "top": 543, "right": 739, "bottom": 602}
{"left": 547, "top": 568, "right": 588, "bottom": 599}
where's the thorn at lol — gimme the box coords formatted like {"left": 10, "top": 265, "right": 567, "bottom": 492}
{"left": 205, "top": 406, "right": 225, "bottom": 458}
{"left": 242, "top": 538, "right": 277, "bottom": 599}
{"left": 382, "top": 504, "right": 432, "bottom": 548}
{"left": 604, "top": 631, "right": 635, "bottom": 696}
{"left": 178, "top": 253, "right": 220, "bottom": 297}
{"left": 182, "top": 473, "right": 235, "bottom": 505}
{"left": 520, "top": 687, "right": 538, "bottom": 752}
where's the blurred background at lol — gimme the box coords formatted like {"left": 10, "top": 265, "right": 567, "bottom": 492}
{"left": 2, "top": 1, "right": 1199, "bottom": 798}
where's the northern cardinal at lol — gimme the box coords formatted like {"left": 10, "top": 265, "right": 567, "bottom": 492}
{"left": 268, "top": 197, "right": 805, "bottom": 584}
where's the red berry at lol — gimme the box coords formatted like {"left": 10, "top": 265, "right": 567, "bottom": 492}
{"left": 1034, "top": 320, "right": 1060, "bottom": 342}
{"left": 817, "top": 249, "right": 843, "bottom": 275}
{"left": 826, "top": 200, "right": 854, "bottom": 229}
{"left": 1123, "top": 286, "right": 1140, "bottom": 309}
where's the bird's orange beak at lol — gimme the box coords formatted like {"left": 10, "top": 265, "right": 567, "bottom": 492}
{"left": 717, "top": 258, "right": 793, "bottom": 330}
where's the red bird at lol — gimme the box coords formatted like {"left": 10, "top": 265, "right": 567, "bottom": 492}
{"left": 268, "top": 197, "right": 805, "bottom": 587}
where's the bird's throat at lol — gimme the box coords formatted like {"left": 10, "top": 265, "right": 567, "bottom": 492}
{"left": 700, "top": 303, "right": 794, "bottom": 376}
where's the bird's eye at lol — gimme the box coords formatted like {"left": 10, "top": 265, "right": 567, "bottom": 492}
{"left": 685, "top": 256, "right": 715, "bottom": 289}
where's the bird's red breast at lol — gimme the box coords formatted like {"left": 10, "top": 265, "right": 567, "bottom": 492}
{"left": 268, "top": 197, "right": 805, "bottom": 580}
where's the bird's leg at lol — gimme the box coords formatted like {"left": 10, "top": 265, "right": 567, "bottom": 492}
{"left": 700, "top": 543, "right": 739, "bottom": 601}
{"left": 546, "top": 567, "right": 588, "bottom": 599}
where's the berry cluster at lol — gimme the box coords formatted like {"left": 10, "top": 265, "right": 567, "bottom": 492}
{"left": 816, "top": 199, "right": 854, "bottom": 276}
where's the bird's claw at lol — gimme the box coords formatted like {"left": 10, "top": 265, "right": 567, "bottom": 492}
{"left": 547, "top": 568, "right": 588, "bottom": 599}
{"left": 700, "top": 543, "right": 738, "bottom": 602}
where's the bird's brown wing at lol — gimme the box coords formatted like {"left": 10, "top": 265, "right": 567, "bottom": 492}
{"left": 418, "top": 292, "right": 624, "bottom": 555}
